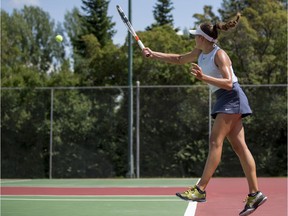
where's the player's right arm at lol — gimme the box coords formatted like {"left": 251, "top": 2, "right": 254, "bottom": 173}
{"left": 142, "top": 48, "right": 201, "bottom": 65}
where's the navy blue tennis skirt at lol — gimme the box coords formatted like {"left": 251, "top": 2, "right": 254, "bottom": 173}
{"left": 211, "top": 82, "right": 252, "bottom": 119}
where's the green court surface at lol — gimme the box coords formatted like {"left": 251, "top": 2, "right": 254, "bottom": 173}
{"left": 1, "top": 179, "right": 197, "bottom": 216}
{"left": 1, "top": 196, "right": 187, "bottom": 216}
{"left": 1, "top": 178, "right": 197, "bottom": 187}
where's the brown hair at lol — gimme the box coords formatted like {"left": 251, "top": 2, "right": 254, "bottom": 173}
{"left": 200, "top": 13, "right": 241, "bottom": 40}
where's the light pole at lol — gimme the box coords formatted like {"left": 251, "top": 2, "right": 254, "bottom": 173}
{"left": 127, "top": 0, "right": 135, "bottom": 178}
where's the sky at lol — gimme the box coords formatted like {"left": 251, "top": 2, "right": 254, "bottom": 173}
{"left": 1, "top": 0, "right": 223, "bottom": 45}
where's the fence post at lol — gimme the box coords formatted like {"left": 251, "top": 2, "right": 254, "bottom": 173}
{"left": 49, "top": 88, "right": 54, "bottom": 179}
{"left": 136, "top": 81, "right": 140, "bottom": 178}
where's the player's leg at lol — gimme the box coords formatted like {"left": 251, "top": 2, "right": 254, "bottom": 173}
{"left": 227, "top": 119, "right": 267, "bottom": 216}
{"left": 197, "top": 113, "right": 242, "bottom": 191}
{"left": 226, "top": 119, "right": 258, "bottom": 193}
{"left": 176, "top": 113, "right": 241, "bottom": 202}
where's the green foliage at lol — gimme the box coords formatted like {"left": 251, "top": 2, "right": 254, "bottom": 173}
{"left": 139, "top": 87, "right": 210, "bottom": 177}
{"left": 81, "top": 0, "right": 116, "bottom": 47}
{"left": 147, "top": 0, "right": 174, "bottom": 30}
{"left": 51, "top": 87, "right": 128, "bottom": 177}
{"left": 1, "top": 89, "right": 51, "bottom": 178}
{"left": 1, "top": 0, "right": 287, "bottom": 178}
{"left": 193, "top": 5, "right": 220, "bottom": 25}
{"left": 218, "top": 0, "right": 247, "bottom": 20}
{"left": 71, "top": 34, "right": 127, "bottom": 86}
{"left": 1, "top": 7, "right": 66, "bottom": 74}
{"left": 64, "top": 7, "right": 84, "bottom": 53}
{"left": 244, "top": 86, "right": 287, "bottom": 176}
{"left": 48, "top": 61, "right": 80, "bottom": 87}
{"left": 133, "top": 25, "right": 197, "bottom": 85}
{"left": 217, "top": 0, "right": 287, "bottom": 84}
{"left": 64, "top": 1, "right": 122, "bottom": 86}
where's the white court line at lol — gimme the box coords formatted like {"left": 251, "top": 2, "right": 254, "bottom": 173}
{"left": 0, "top": 198, "right": 181, "bottom": 202}
{"left": 184, "top": 202, "right": 197, "bottom": 216}
{"left": 1, "top": 179, "right": 32, "bottom": 184}
{"left": 183, "top": 178, "right": 201, "bottom": 216}
{"left": 1, "top": 195, "right": 176, "bottom": 198}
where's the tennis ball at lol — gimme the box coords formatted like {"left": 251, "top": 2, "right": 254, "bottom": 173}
{"left": 55, "top": 35, "right": 63, "bottom": 42}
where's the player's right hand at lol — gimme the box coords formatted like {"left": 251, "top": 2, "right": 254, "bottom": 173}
{"left": 142, "top": 48, "right": 152, "bottom": 57}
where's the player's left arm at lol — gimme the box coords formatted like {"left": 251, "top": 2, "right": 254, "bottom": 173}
{"left": 191, "top": 49, "right": 233, "bottom": 90}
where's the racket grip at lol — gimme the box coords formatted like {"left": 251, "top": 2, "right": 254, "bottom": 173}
{"left": 137, "top": 40, "right": 150, "bottom": 57}
{"left": 143, "top": 49, "right": 150, "bottom": 57}
{"left": 137, "top": 40, "right": 145, "bottom": 49}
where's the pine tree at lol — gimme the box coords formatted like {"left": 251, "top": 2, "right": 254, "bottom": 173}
{"left": 147, "top": 0, "right": 174, "bottom": 30}
{"left": 193, "top": 5, "right": 220, "bottom": 26}
{"left": 80, "top": 0, "right": 116, "bottom": 47}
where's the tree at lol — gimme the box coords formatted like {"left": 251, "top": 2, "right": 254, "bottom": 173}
{"left": 64, "top": 1, "right": 123, "bottom": 86}
{"left": 217, "top": 0, "right": 287, "bottom": 84}
{"left": 191, "top": 0, "right": 287, "bottom": 177}
{"left": 218, "top": 0, "right": 248, "bottom": 20}
{"left": 129, "top": 26, "right": 210, "bottom": 176}
{"left": 64, "top": 7, "right": 85, "bottom": 61}
{"left": 147, "top": 0, "right": 174, "bottom": 30}
{"left": 1, "top": 7, "right": 66, "bottom": 75}
{"left": 1, "top": 6, "right": 79, "bottom": 178}
{"left": 133, "top": 25, "right": 196, "bottom": 85}
{"left": 1, "top": 1, "right": 286, "bottom": 178}
{"left": 193, "top": 5, "right": 220, "bottom": 26}
{"left": 80, "top": 0, "right": 116, "bottom": 47}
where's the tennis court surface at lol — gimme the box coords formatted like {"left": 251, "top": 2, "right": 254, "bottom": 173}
{"left": 1, "top": 178, "right": 287, "bottom": 216}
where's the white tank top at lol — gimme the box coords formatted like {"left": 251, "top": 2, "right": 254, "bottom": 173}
{"left": 198, "top": 45, "right": 238, "bottom": 93}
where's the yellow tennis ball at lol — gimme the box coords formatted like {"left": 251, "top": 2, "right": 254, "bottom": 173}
{"left": 55, "top": 35, "right": 63, "bottom": 42}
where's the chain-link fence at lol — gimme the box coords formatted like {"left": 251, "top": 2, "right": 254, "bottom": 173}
{"left": 1, "top": 84, "right": 287, "bottom": 178}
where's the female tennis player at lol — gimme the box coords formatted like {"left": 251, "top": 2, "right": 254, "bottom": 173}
{"left": 142, "top": 14, "right": 267, "bottom": 216}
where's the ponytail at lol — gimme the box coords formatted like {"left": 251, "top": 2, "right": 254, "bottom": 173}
{"left": 214, "top": 13, "right": 241, "bottom": 31}
{"left": 200, "top": 13, "right": 241, "bottom": 41}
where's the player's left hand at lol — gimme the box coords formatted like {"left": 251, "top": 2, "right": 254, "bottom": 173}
{"left": 190, "top": 63, "right": 203, "bottom": 80}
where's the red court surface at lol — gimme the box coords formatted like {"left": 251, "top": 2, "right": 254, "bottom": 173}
{"left": 195, "top": 178, "right": 287, "bottom": 216}
{"left": 1, "top": 178, "right": 287, "bottom": 216}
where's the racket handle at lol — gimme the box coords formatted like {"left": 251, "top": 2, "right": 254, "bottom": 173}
{"left": 137, "top": 40, "right": 150, "bottom": 57}
{"left": 143, "top": 49, "right": 150, "bottom": 57}
{"left": 137, "top": 40, "right": 145, "bottom": 49}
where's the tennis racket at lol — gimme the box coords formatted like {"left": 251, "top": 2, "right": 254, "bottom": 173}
{"left": 116, "top": 5, "right": 150, "bottom": 57}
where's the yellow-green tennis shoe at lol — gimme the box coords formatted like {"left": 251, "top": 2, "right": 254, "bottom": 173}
{"left": 239, "top": 191, "right": 267, "bottom": 216}
{"left": 176, "top": 185, "right": 206, "bottom": 202}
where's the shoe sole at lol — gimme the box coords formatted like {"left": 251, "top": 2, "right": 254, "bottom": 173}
{"left": 175, "top": 193, "right": 206, "bottom": 203}
{"left": 239, "top": 197, "right": 268, "bottom": 216}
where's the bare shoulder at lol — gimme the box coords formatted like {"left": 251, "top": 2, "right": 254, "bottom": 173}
{"left": 215, "top": 49, "right": 231, "bottom": 66}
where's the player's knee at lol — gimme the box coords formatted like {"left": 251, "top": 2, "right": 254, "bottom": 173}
{"left": 209, "top": 140, "right": 222, "bottom": 149}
